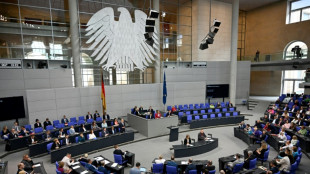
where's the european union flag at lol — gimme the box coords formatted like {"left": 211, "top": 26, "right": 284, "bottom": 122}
{"left": 163, "top": 72, "right": 167, "bottom": 105}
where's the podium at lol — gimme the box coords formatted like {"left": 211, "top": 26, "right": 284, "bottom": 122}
{"left": 125, "top": 151, "right": 135, "bottom": 167}
{"left": 168, "top": 126, "right": 179, "bottom": 142}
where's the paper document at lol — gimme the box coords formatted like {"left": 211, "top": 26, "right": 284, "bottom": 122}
{"left": 209, "top": 139, "right": 214, "bottom": 142}
{"left": 111, "top": 163, "right": 118, "bottom": 167}
{"left": 81, "top": 171, "right": 88, "bottom": 174}
{"left": 188, "top": 144, "right": 193, "bottom": 146}
{"left": 181, "top": 161, "right": 188, "bottom": 165}
{"left": 72, "top": 162, "right": 80, "bottom": 165}
{"left": 104, "top": 160, "right": 110, "bottom": 164}
{"left": 72, "top": 166, "right": 80, "bottom": 169}
{"left": 33, "top": 164, "right": 41, "bottom": 167}
{"left": 95, "top": 157, "right": 104, "bottom": 161}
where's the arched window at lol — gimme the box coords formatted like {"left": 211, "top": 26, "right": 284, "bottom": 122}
{"left": 283, "top": 41, "right": 308, "bottom": 60}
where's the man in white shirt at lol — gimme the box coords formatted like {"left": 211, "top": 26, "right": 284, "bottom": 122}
{"left": 280, "top": 140, "right": 293, "bottom": 151}
{"left": 61, "top": 153, "right": 75, "bottom": 170}
{"left": 154, "top": 155, "right": 166, "bottom": 164}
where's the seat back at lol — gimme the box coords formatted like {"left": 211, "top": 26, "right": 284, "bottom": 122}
{"left": 166, "top": 166, "right": 177, "bottom": 174}
{"left": 96, "top": 117, "right": 103, "bottom": 122}
{"left": 263, "top": 150, "right": 269, "bottom": 161}
{"left": 56, "top": 123, "right": 64, "bottom": 129}
{"left": 194, "top": 116, "right": 200, "bottom": 120}
{"left": 178, "top": 112, "right": 184, "bottom": 119}
{"left": 229, "top": 107, "right": 234, "bottom": 111}
{"left": 75, "top": 137, "right": 79, "bottom": 143}
{"left": 200, "top": 110, "right": 205, "bottom": 114}
{"left": 186, "top": 111, "right": 191, "bottom": 115}
{"left": 249, "top": 158, "right": 257, "bottom": 169}
{"left": 222, "top": 108, "right": 227, "bottom": 112}
{"left": 53, "top": 120, "right": 60, "bottom": 127}
{"left": 232, "top": 163, "right": 244, "bottom": 173}
{"left": 218, "top": 113, "right": 222, "bottom": 117}
{"left": 209, "top": 170, "right": 216, "bottom": 174}
{"left": 87, "top": 119, "right": 94, "bottom": 124}
{"left": 55, "top": 161, "right": 59, "bottom": 168}
{"left": 46, "top": 125, "right": 54, "bottom": 131}
{"left": 167, "top": 106, "right": 172, "bottom": 111}
{"left": 290, "top": 162, "right": 298, "bottom": 173}
{"left": 25, "top": 124, "right": 32, "bottom": 131}
{"left": 210, "top": 114, "right": 215, "bottom": 118}
{"left": 164, "top": 113, "right": 167, "bottom": 117}
{"left": 225, "top": 113, "right": 230, "bottom": 117}
{"left": 205, "top": 103, "right": 210, "bottom": 108}
{"left": 286, "top": 135, "right": 291, "bottom": 140}
{"left": 233, "top": 112, "right": 238, "bottom": 116}
{"left": 78, "top": 116, "right": 85, "bottom": 121}
{"left": 187, "top": 115, "right": 192, "bottom": 123}
{"left": 70, "top": 117, "right": 77, "bottom": 123}
{"left": 202, "top": 115, "right": 208, "bottom": 119}
{"left": 56, "top": 169, "right": 62, "bottom": 174}
{"left": 47, "top": 142, "right": 53, "bottom": 153}
{"left": 188, "top": 170, "right": 197, "bottom": 174}
{"left": 193, "top": 111, "right": 198, "bottom": 115}
{"left": 208, "top": 109, "right": 212, "bottom": 113}
{"left": 152, "top": 163, "right": 164, "bottom": 173}
{"left": 215, "top": 109, "right": 220, "bottom": 112}
{"left": 68, "top": 122, "right": 75, "bottom": 127}
{"left": 114, "top": 154, "right": 124, "bottom": 165}
{"left": 34, "top": 127, "right": 43, "bottom": 133}
{"left": 78, "top": 120, "right": 85, "bottom": 125}
{"left": 80, "top": 161, "right": 87, "bottom": 167}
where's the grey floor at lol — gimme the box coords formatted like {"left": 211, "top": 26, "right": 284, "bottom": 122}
{"left": 2, "top": 96, "right": 310, "bottom": 174}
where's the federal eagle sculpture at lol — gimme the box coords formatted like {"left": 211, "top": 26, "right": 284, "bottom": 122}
{"left": 85, "top": 7, "right": 159, "bottom": 71}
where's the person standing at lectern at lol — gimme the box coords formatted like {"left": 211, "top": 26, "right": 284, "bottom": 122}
{"left": 198, "top": 129, "right": 207, "bottom": 141}
{"left": 184, "top": 134, "right": 192, "bottom": 145}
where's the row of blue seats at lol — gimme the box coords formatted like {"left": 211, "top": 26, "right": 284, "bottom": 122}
{"left": 177, "top": 108, "right": 236, "bottom": 115}
{"left": 167, "top": 102, "right": 232, "bottom": 111}
{"left": 186, "top": 112, "right": 239, "bottom": 123}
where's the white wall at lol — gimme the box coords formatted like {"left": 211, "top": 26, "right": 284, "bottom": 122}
{"left": 0, "top": 69, "right": 72, "bottom": 129}
{"left": 192, "top": 0, "right": 232, "bottom": 61}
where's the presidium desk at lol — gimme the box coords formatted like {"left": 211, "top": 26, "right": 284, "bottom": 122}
{"left": 127, "top": 114, "right": 178, "bottom": 137}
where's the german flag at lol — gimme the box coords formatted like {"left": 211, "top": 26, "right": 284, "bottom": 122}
{"left": 101, "top": 70, "right": 106, "bottom": 112}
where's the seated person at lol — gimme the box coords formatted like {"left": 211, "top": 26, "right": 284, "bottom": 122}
{"left": 28, "top": 133, "right": 38, "bottom": 144}
{"left": 130, "top": 162, "right": 141, "bottom": 174}
{"left": 80, "top": 124, "right": 87, "bottom": 132}
{"left": 259, "top": 129, "right": 268, "bottom": 142}
{"left": 243, "top": 150, "right": 256, "bottom": 169}
{"left": 166, "top": 110, "right": 173, "bottom": 117}
{"left": 225, "top": 154, "right": 244, "bottom": 173}
{"left": 262, "top": 115, "right": 269, "bottom": 123}
{"left": 85, "top": 159, "right": 97, "bottom": 172}
{"left": 61, "top": 153, "right": 75, "bottom": 171}
{"left": 289, "top": 122, "right": 298, "bottom": 132}
{"left": 20, "top": 126, "right": 29, "bottom": 137}
{"left": 276, "top": 152, "right": 291, "bottom": 173}
{"left": 244, "top": 124, "right": 253, "bottom": 135}
{"left": 119, "top": 119, "right": 126, "bottom": 133}
{"left": 252, "top": 126, "right": 260, "bottom": 140}
{"left": 21, "top": 154, "right": 35, "bottom": 173}
{"left": 282, "top": 120, "right": 291, "bottom": 129}
{"left": 63, "top": 135, "right": 71, "bottom": 145}
{"left": 253, "top": 141, "right": 268, "bottom": 159}
{"left": 202, "top": 160, "right": 215, "bottom": 172}
{"left": 291, "top": 135, "right": 298, "bottom": 146}
{"left": 266, "top": 160, "right": 279, "bottom": 174}
{"left": 86, "top": 112, "right": 93, "bottom": 120}
{"left": 68, "top": 125, "right": 76, "bottom": 135}
{"left": 134, "top": 108, "right": 141, "bottom": 116}
{"left": 209, "top": 104, "right": 215, "bottom": 108}
{"left": 263, "top": 122, "right": 271, "bottom": 132}
{"left": 254, "top": 120, "right": 263, "bottom": 128}
{"left": 91, "top": 121, "right": 99, "bottom": 130}
{"left": 284, "top": 148, "right": 294, "bottom": 164}
{"left": 148, "top": 106, "right": 154, "bottom": 114}
{"left": 51, "top": 138, "right": 61, "bottom": 150}
{"left": 102, "top": 112, "right": 110, "bottom": 120}
{"left": 110, "top": 126, "right": 116, "bottom": 134}
{"left": 185, "top": 158, "right": 196, "bottom": 174}
{"left": 184, "top": 134, "right": 192, "bottom": 145}
{"left": 94, "top": 110, "right": 100, "bottom": 118}
{"left": 171, "top": 106, "right": 177, "bottom": 112}
{"left": 34, "top": 119, "right": 42, "bottom": 128}
{"left": 228, "top": 101, "right": 233, "bottom": 107}
{"left": 102, "top": 128, "right": 109, "bottom": 137}
{"left": 292, "top": 146, "right": 299, "bottom": 160}
{"left": 43, "top": 118, "right": 52, "bottom": 130}
{"left": 166, "top": 155, "right": 177, "bottom": 167}
{"left": 61, "top": 115, "right": 69, "bottom": 126}
{"left": 139, "top": 106, "right": 144, "bottom": 113}
{"left": 98, "top": 161, "right": 111, "bottom": 174}
{"left": 280, "top": 140, "right": 293, "bottom": 151}
{"left": 88, "top": 129, "right": 97, "bottom": 140}
{"left": 238, "top": 121, "right": 246, "bottom": 129}
{"left": 57, "top": 161, "right": 72, "bottom": 174}
{"left": 278, "top": 132, "right": 287, "bottom": 143}
{"left": 78, "top": 153, "right": 89, "bottom": 163}
{"left": 149, "top": 112, "right": 155, "bottom": 119}
{"left": 78, "top": 133, "right": 86, "bottom": 143}
{"left": 217, "top": 102, "right": 222, "bottom": 108}
{"left": 298, "top": 125, "right": 307, "bottom": 135}
{"left": 101, "top": 120, "right": 108, "bottom": 128}
{"left": 114, "top": 118, "right": 119, "bottom": 128}
{"left": 155, "top": 155, "right": 165, "bottom": 164}
{"left": 155, "top": 110, "right": 162, "bottom": 119}
{"left": 9, "top": 128, "right": 19, "bottom": 139}
{"left": 198, "top": 129, "right": 207, "bottom": 141}
{"left": 44, "top": 130, "right": 53, "bottom": 141}
{"left": 58, "top": 128, "right": 65, "bottom": 138}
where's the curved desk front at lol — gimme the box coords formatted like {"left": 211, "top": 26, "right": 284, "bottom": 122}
{"left": 173, "top": 138, "right": 218, "bottom": 158}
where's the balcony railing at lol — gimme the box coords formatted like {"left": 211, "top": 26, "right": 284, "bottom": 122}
{"left": 240, "top": 50, "right": 309, "bottom": 62}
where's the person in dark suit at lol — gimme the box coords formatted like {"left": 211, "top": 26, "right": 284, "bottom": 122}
{"left": 28, "top": 133, "right": 38, "bottom": 144}
{"left": 166, "top": 110, "right": 173, "bottom": 117}
{"left": 78, "top": 154, "right": 89, "bottom": 163}
{"left": 63, "top": 135, "right": 71, "bottom": 145}
{"left": 198, "top": 129, "right": 207, "bottom": 141}
{"left": 98, "top": 161, "right": 111, "bottom": 174}
{"left": 102, "top": 128, "right": 109, "bottom": 137}
{"left": 243, "top": 151, "right": 256, "bottom": 169}
{"left": 102, "top": 112, "right": 110, "bottom": 120}
{"left": 9, "top": 128, "right": 19, "bottom": 139}
{"left": 166, "top": 156, "right": 177, "bottom": 167}
{"left": 282, "top": 104, "right": 289, "bottom": 111}
{"left": 139, "top": 106, "right": 144, "bottom": 113}
{"left": 58, "top": 128, "right": 65, "bottom": 138}
{"left": 20, "top": 126, "right": 29, "bottom": 137}
{"left": 21, "top": 154, "right": 34, "bottom": 173}
{"left": 44, "top": 130, "right": 53, "bottom": 141}
{"left": 34, "top": 119, "right": 42, "bottom": 128}
{"left": 148, "top": 106, "right": 154, "bottom": 114}
{"left": 228, "top": 101, "right": 233, "bottom": 107}
{"left": 51, "top": 138, "right": 61, "bottom": 150}
{"left": 85, "top": 159, "right": 97, "bottom": 173}
{"left": 94, "top": 110, "right": 100, "bottom": 118}
{"left": 149, "top": 112, "right": 155, "bottom": 119}
{"left": 86, "top": 112, "right": 93, "bottom": 120}
{"left": 185, "top": 158, "right": 196, "bottom": 174}
{"left": 267, "top": 160, "right": 279, "bottom": 174}
{"left": 43, "top": 118, "right": 52, "bottom": 129}
{"left": 184, "top": 134, "right": 192, "bottom": 145}
{"left": 202, "top": 160, "right": 215, "bottom": 172}
{"left": 110, "top": 126, "right": 115, "bottom": 135}
{"left": 119, "top": 119, "right": 125, "bottom": 133}
{"left": 113, "top": 144, "right": 125, "bottom": 159}
{"left": 61, "top": 115, "right": 69, "bottom": 126}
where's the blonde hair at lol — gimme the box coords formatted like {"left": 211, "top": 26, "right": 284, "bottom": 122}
{"left": 159, "top": 155, "right": 163, "bottom": 159}
{"left": 292, "top": 135, "right": 297, "bottom": 140}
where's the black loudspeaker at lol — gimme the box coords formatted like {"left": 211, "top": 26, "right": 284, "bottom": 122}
{"left": 144, "top": 33, "right": 153, "bottom": 39}
{"left": 199, "top": 42, "right": 208, "bottom": 50}
{"left": 145, "top": 26, "right": 154, "bottom": 32}
{"left": 207, "top": 37, "right": 214, "bottom": 44}
{"left": 213, "top": 20, "right": 221, "bottom": 27}
{"left": 146, "top": 19, "right": 155, "bottom": 26}
{"left": 149, "top": 10, "right": 159, "bottom": 19}
{"left": 145, "top": 38, "right": 154, "bottom": 46}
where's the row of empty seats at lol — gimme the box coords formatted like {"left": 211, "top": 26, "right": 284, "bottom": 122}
{"left": 167, "top": 102, "right": 232, "bottom": 111}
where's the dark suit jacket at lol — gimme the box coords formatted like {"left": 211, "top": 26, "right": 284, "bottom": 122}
{"left": 20, "top": 129, "right": 28, "bottom": 136}
{"left": 78, "top": 158, "right": 88, "bottom": 163}
{"left": 243, "top": 155, "right": 256, "bottom": 169}
{"left": 102, "top": 130, "right": 109, "bottom": 137}
{"left": 198, "top": 132, "right": 206, "bottom": 141}
{"left": 21, "top": 159, "right": 34, "bottom": 173}
{"left": 51, "top": 142, "right": 61, "bottom": 150}
{"left": 202, "top": 165, "right": 215, "bottom": 171}
{"left": 119, "top": 122, "right": 125, "bottom": 133}
{"left": 43, "top": 121, "right": 52, "bottom": 129}
{"left": 185, "top": 163, "right": 196, "bottom": 174}
{"left": 61, "top": 118, "right": 69, "bottom": 124}
{"left": 270, "top": 166, "right": 279, "bottom": 173}
{"left": 28, "top": 136, "right": 38, "bottom": 144}
{"left": 103, "top": 114, "right": 110, "bottom": 120}
{"left": 94, "top": 113, "right": 100, "bottom": 117}
{"left": 86, "top": 114, "right": 93, "bottom": 120}
{"left": 9, "top": 132, "right": 19, "bottom": 139}
{"left": 184, "top": 138, "right": 191, "bottom": 145}
{"left": 86, "top": 163, "right": 97, "bottom": 172}
{"left": 113, "top": 149, "right": 124, "bottom": 156}
{"left": 34, "top": 122, "right": 42, "bottom": 128}
{"left": 98, "top": 166, "right": 110, "bottom": 174}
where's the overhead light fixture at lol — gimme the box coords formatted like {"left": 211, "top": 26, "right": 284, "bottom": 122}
{"left": 162, "top": 12, "right": 166, "bottom": 17}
